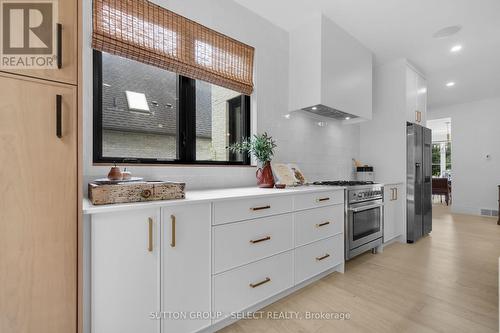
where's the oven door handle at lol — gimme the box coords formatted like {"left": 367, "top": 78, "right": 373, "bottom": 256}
{"left": 349, "top": 203, "right": 384, "bottom": 213}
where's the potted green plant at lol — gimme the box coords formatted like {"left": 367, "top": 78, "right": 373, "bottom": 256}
{"left": 228, "top": 132, "right": 277, "bottom": 188}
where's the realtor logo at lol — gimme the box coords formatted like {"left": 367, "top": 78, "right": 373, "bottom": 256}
{"left": 0, "top": 0, "right": 58, "bottom": 69}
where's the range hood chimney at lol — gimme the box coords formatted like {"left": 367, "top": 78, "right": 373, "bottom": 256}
{"left": 289, "top": 13, "right": 373, "bottom": 121}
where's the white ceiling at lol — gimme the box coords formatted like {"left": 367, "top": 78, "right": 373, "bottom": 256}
{"left": 234, "top": 0, "right": 500, "bottom": 109}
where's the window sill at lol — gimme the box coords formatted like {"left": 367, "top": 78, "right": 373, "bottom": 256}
{"left": 92, "top": 162, "right": 255, "bottom": 168}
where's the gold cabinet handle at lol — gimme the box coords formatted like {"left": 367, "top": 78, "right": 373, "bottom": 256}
{"left": 316, "top": 253, "right": 330, "bottom": 261}
{"left": 391, "top": 188, "right": 395, "bottom": 201}
{"left": 394, "top": 188, "right": 398, "bottom": 200}
{"left": 250, "top": 205, "right": 271, "bottom": 211}
{"left": 249, "top": 277, "right": 271, "bottom": 288}
{"left": 170, "top": 215, "right": 176, "bottom": 248}
{"left": 316, "top": 197, "right": 330, "bottom": 202}
{"left": 249, "top": 236, "right": 271, "bottom": 244}
{"left": 316, "top": 221, "right": 331, "bottom": 228}
{"left": 148, "top": 218, "right": 153, "bottom": 252}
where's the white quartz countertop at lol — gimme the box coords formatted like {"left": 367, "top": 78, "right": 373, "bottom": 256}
{"left": 83, "top": 185, "right": 345, "bottom": 215}
{"left": 380, "top": 181, "right": 405, "bottom": 186}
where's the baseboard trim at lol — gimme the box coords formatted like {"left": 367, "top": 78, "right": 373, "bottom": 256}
{"left": 450, "top": 205, "right": 498, "bottom": 217}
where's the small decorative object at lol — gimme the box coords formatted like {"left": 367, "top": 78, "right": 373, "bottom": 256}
{"left": 122, "top": 168, "right": 132, "bottom": 180}
{"left": 271, "top": 163, "right": 297, "bottom": 186}
{"left": 228, "top": 132, "right": 277, "bottom": 188}
{"left": 107, "top": 164, "right": 122, "bottom": 181}
{"left": 93, "top": 177, "right": 143, "bottom": 185}
{"left": 275, "top": 183, "right": 286, "bottom": 189}
{"left": 288, "top": 164, "right": 307, "bottom": 185}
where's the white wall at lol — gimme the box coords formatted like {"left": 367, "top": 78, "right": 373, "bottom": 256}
{"left": 428, "top": 97, "right": 500, "bottom": 215}
{"left": 82, "top": 0, "right": 360, "bottom": 190}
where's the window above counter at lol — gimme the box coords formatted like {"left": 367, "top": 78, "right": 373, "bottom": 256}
{"left": 93, "top": 51, "right": 250, "bottom": 165}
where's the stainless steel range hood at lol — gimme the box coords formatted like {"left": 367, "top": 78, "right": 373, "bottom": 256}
{"left": 301, "top": 104, "right": 359, "bottom": 120}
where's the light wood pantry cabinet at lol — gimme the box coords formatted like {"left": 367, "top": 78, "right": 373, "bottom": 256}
{"left": 1, "top": 0, "right": 78, "bottom": 85}
{"left": 383, "top": 183, "right": 405, "bottom": 243}
{"left": 0, "top": 73, "right": 77, "bottom": 333}
{"left": 91, "top": 209, "right": 161, "bottom": 333}
{"left": 161, "top": 204, "right": 211, "bottom": 333}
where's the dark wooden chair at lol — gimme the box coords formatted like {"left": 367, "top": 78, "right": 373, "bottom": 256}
{"left": 432, "top": 178, "right": 451, "bottom": 205}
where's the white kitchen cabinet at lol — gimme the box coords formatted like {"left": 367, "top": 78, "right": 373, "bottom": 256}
{"left": 213, "top": 251, "right": 294, "bottom": 321}
{"left": 406, "top": 65, "right": 427, "bottom": 125}
{"left": 416, "top": 73, "right": 428, "bottom": 125}
{"left": 213, "top": 214, "right": 293, "bottom": 274}
{"left": 85, "top": 187, "right": 345, "bottom": 333}
{"left": 161, "top": 204, "right": 211, "bottom": 333}
{"left": 383, "top": 184, "right": 404, "bottom": 243}
{"left": 294, "top": 234, "right": 344, "bottom": 284}
{"left": 91, "top": 209, "right": 161, "bottom": 333}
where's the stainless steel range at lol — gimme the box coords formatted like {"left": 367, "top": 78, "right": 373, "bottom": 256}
{"left": 313, "top": 181, "right": 384, "bottom": 260}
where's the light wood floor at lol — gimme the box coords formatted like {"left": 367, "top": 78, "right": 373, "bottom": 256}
{"left": 219, "top": 205, "right": 500, "bottom": 333}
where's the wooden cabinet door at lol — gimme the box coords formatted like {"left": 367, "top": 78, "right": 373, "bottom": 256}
{"left": 91, "top": 209, "right": 161, "bottom": 333}
{"left": 0, "top": 73, "right": 77, "bottom": 333}
{"left": 1, "top": 0, "right": 77, "bottom": 84}
{"left": 162, "top": 204, "right": 211, "bottom": 333}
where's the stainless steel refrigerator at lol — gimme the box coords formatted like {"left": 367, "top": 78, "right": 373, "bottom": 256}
{"left": 407, "top": 123, "right": 432, "bottom": 243}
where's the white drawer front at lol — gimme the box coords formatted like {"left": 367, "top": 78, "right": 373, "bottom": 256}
{"left": 294, "top": 205, "right": 344, "bottom": 247}
{"left": 213, "top": 196, "right": 293, "bottom": 225}
{"left": 294, "top": 190, "right": 344, "bottom": 211}
{"left": 213, "top": 251, "right": 293, "bottom": 321}
{"left": 213, "top": 214, "right": 293, "bottom": 274}
{"left": 294, "top": 234, "right": 344, "bottom": 284}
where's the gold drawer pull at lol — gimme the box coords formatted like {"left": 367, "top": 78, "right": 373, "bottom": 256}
{"left": 250, "top": 205, "right": 271, "bottom": 211}
{"left": 250, "top": 236, "right": 271, "bottom": 244}
{"left": 317, "top": 197, "right": 330, "bottom": 202}
{"left": 316, "top": 221, "right": 331, "bottom": 228}
{"left": 249, "top": 277, "right": 271, "bottom": 288}
{"left": 316, "top": 253, "right": 330, "bottom": 261}
{"left": 148, "top": 218, "right": 153, "bottom": 252}
{"left": 170, "top": 215, "right": 176, "bottom": 248}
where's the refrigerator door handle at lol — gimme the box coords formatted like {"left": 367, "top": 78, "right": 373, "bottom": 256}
{"left": 415, "top": 163, "right": 421, "bottom": 183}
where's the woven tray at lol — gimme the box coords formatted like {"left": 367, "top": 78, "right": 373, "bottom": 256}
{"left": 88, "top": 181, "right": 185, "bottom": 205}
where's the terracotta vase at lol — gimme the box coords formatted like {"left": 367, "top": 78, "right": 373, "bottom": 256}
{"left": 107, "top": 166, "right": 122, "bottom": 181}
{"left": 256, "top": 161, "right": 275, "bottom": 188}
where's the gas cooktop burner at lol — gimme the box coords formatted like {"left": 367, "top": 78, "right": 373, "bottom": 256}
{"left": 313, "top": 180, "right": 375, "bottom": 186}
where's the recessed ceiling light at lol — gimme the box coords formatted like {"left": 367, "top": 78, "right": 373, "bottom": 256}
{"left": 446, "top": 81, "right": 455, "bottom": 87}
{"left": 433, "top": 25, "right": 462, "bottom": 39}
{"left": 418, "top": 88, "right": 427, "bottom": 94}
{"left": 450, "top": 44, "right": 462, "bottom": 53}
{"left": 345, "top": 117, "right": 351, "bottom": 120}
{"left": 311, "top": 106, "right": 318, "bottom": 111}
{"left": 283, "top": 114, "right": 291, "bottom": 119}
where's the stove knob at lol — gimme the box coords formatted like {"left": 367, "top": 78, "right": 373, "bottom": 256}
{"left": 357, "top": 193, "right": 363, "bottom": 198}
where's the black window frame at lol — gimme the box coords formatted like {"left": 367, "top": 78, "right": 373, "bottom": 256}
{"left": 93, "top": 50, "right": 251, "bottom": 166}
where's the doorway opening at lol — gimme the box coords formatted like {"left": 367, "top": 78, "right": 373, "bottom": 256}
{"left": 427, "top": 118, "right": 452, "bottom": 205}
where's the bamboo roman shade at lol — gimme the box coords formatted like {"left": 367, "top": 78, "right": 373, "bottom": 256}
{"left": 92, "top": 0, "right": 255, "bottom": 94}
